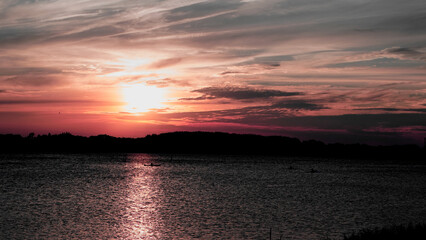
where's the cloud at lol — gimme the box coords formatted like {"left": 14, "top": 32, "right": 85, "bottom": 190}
{"left": 377, "top": 12, "right": 426, "bottom": 34}
{"left": 0, "top": 99, "right": 120, "bottom": 108}
{"left": 0, "top": 67, "right": 61, "bottom": 76}
{"left": 181, "top": 86, "right": 301, "bottom": 101}
{"left": 145, "top": 78, "right": 191, "bottom": 88}
{"left": 148, "top": 58, "right": 182, "bottom": 69}
{"left": 272, "top": 100, "right": 326, "bottom": 111}
{"left": 325, "top": 46, "right": 426, "bottom": 70}
{"left": 2, "top": 75, "right": 66, "bottom": 87}
{"left": 362, "top": 125, "right": 426, "bottom": 135}
{"left": 2, "top": 0, "right": 425, "bottom": 51}
{"left": 254, "top": 55, "right": 293, "bottom": 62}
{"left": 162, "top": 99, "right": 325, "bottom": 125}
{"left": 146, "top": 107, "right": 426, "bottom": 144}
{"left": 382, "top": 47, "right": 426, "bottom": 61}
{"left": 359, "top": 108, "right": 426, "bottom": 113}
{"left": 0, "top": 99, "right": 92, "bottom": 105}
{"left": 220, "top": 71, "right": 247, "bottom": 75}
{"left": 165, "top": 1, "right": 242, "bottom": 23}
{"left": 1, "top": 0, "right": 426, "bottom": 146}
{"left": 176, "top": 108, "right": 425, "bottom": 132}
{"left": 47, "top": 25, "right": 125, "bottom": 42}
{"left": 324, "top": 58, "right": 425, "bottom": 68}
{"left": 157, "top": 0, "right": 426, "bottom": 52}
{"left": 0, "top": 27, "right": 50, "bottom": 46}
{"left": 238, "top": 54, "right": 294, "bottom": 66}
{"left": 271, "top": 113, "right": 426, "bottom": 131}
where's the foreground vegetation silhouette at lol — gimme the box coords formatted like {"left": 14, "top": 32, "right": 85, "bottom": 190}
{"left": 342, "top": 223, "right": 426, "bottom": 240}
{"left": 0, "top": 131, "right": 424, "bottom": 159}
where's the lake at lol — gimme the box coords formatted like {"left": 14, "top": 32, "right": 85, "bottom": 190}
{"left": 1, "top": 154, "right": 425, "bottom": 239}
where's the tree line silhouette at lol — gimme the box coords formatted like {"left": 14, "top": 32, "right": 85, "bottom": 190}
{"left": 0, "top": 131, "right": 424, "bottom": 160}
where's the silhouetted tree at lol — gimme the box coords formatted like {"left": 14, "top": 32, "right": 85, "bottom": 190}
{"left": 0, "top": 131, "right": 424, "bottom": 160}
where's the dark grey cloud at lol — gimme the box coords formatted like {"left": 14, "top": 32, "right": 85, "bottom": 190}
{"left": 47, "top": 8, "right": 126, "bottom": 24}
{"left": 377, "top": 12, "right": 426, "bottom": 34}
{"left": 0, "top": 67, "right": 61, "bottom": 76}
{"left": 246, "top": 80, "right": 367, "bottom": 88}
{"left": 325, "top": 58, "right": 425, "bottom": 68}
{"left": 179, "top": 95, "right": 216, "bottom": 101}
{"left": 259, "top": 72, "right": 426, "bottom": 80}
{"left": 47, "top": 25, "right": 124, "bottom": 42}
{"left": 161, "top": 0, "right": 426, "bottom": 51}
{"left": 272, "top": 100, "right": 326, "bottom": 111}
{"left": 359, "top": 108, "right": 426, "bottom": 113}
{"left": 169, "top": 24, "right": 303, "bottom": 49}
{"left": 2, "top": 0, "right": 424, "bottom": 56}
{"left": 220, "top": 71, "right": 247, "bottom": 75}
{"left": 162, "top": 99, "right": 325, "bottom": 125}
{"left": 385, "top": 47, "right": 422, "bottom": 55}
{"left": 190, "top": 110, "right": 426, "bottom": 135}
{"left": 254, "top": 55, "right": 294, "bottom": 62}
{"left": 0, "top": 27, "right": 51, "bottom": 46}
{"left": 383, "top": 47, "right": 426, "bottom": 61}
{"left": 150, "top": 106, "right": 425, "bottom": 144}
{"left": 227, "top": 48, "right": 265, "bottom": 58}
{"left": 2, "top": 0, "right": 425, "bottom": 51}
{"left": 2, "top": 75, "right": 65, "bottom": 87}
{"left": 167, "top": 0, "right": 344, "bottom": 33}
{"left": 0, "top": 4, "right": 131, "bottom": 47}
{"left": 165, "top": 1, "right": 242, "bottom": 22}
{"left": 181, "top": 86, "right": 301, "bottom": 101}
{"left": 238, "top": 54, "right": 294, "bottom": 66}
{"left": 160, "top": 0, "right": 426, "bottom": 39}
{"left": 268, "top": 113, "right": 426, "bottom": 130}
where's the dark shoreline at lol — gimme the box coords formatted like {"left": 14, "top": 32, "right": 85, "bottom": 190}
{"left": 1, "top": 131, "right": 424, "bottom": 160}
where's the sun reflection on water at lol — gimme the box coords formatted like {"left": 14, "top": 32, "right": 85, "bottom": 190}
{"left": 121, "top": 154, "right": 164, "bottom": 239}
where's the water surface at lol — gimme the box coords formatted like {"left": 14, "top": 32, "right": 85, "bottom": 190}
{"left": 1, "top": 154, "right": 425, "bottom": 239}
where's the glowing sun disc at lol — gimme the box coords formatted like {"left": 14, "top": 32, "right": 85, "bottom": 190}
{"left": 121, "top": 84, "right": 166, "bottom": 113}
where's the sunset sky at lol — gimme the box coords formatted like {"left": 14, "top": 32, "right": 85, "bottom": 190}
{"left": 1, "top": 0, "right": 425, "bottom": 145}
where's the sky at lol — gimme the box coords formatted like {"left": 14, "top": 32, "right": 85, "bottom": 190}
{"left": 0, "top": 0, "right": 425, "bottom": 145}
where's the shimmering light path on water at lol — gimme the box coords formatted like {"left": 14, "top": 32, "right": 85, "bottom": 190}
{"left": 1, "top": 154, "right": 425, "bottom": 239}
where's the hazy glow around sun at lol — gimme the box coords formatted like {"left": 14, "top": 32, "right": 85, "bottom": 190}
{"left": 121, "top": 84, "right": 167, "bottom": 113}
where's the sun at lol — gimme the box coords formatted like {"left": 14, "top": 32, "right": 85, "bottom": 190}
{"left": 121, "top": 84, "right": 167, "bottom": 113}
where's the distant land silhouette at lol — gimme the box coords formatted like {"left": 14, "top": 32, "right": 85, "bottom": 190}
{"left": 0, "top": 131, "right": 424, "bottom": 160}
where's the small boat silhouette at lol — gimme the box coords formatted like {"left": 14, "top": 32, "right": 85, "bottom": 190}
{"left": 144, "top": 163, "right": 161, "bottom": 166}
{"left": 309, "top": 168, "right": 318, "bottom": 173}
